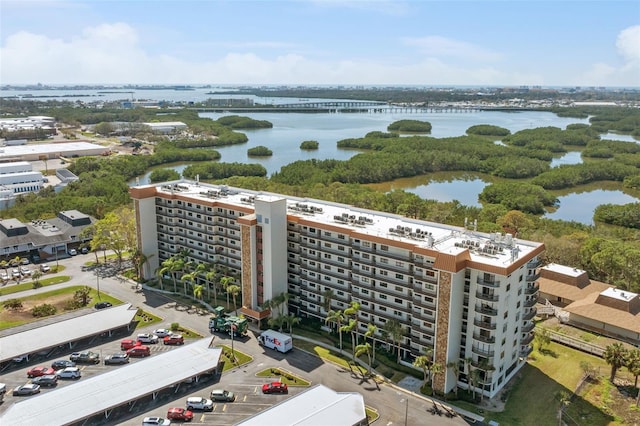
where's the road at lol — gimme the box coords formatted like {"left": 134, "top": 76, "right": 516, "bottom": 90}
{"left": 0, "top": 254, "right": 471, "bottom": 425}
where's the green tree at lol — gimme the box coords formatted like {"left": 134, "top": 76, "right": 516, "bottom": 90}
{"left": 604, "top": 343, "right": 628, "bottom": 383}
{"left": 321, "top": 288, "right": 334, "bottom": 313}
{"left": 344, "top": 301, "right": 361, "bottom": 346}
{"left": 365, "top": 323, "right": 378, "bottom": 366}
{"left": 624, "top": 349, "right": 640, "bottom": 398}
{"left": 340, "top": 319, "right": 358, "bottom": 362}
{"left": 534, "top": 327, "right": 551, "bottom": 352}
{"left": 382, "top": 318, "right": 404, "bottom": 363}
{"left": 284, "top": 313, "right": 300, "bottom": 336}
{"left": 355, "top": 341, "right": 373, "bottom": 378}
{"left": 413, "top": 352, "right": 432, "bottom": 390}
{"left": 220, "top": 276, "right": 235, "bottom": 309}
{"left": 193, "top": 284, "right": 204, "bottom": 301}
{"left": 430, "top": 362, "right": 443, "bottom": 396}
{"left": 227, "top": 284, "right": 241, "bottom": 313}
{"left": 31, "top": 269, "right": 43, "bottom": 289}
{"left": 447, "top": 361, "right": 461, "bottom": 397}
{"left": 325, "top": 309, "right": 345, "bottom": 351}
{"left": 74, "top": 286, "right": 92, "bottom": 306}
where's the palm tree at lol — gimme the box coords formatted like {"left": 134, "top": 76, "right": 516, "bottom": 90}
{"left": 413, "top": 354, "right": 431, "bottom": 390}
{"left": 193, "top": 284, "right": 204, "bottom": 301}
{"left": 344, "top": 301, "right": 361, "bottom": 345}
{"left": 158, "top": 256, "right": 184, "bottom": 293}
{"left": 365, "top": 323, "right": 378, "bottom": 366}
{"left": 340, "top": 319, "right": 357, "bottom": 362}
{"left": 355, "top": 342, "right": 373, "bottom": 378}
{"left": 469, "top": 368, "right": 481, "bottom": 400}
{"left": 464, "top": 357, "right": 474, "bottom": 394}
{"left": 447, "top": 361, "right": 461, "bottom": 397}
{"left": 31, "top": 269, "right": 43, "bottom": 289}
{"left": 205, "top": 266, "right": 219, "bottom": 305}
{"left": 227, "top": 284, "right": 241, "bottom": 313}
{"left": 268, "top": 314, "right": 286, "bottom": 332}
{"left": 181, "top": 271, "right": 197, "bottom": 297}
{"left": 325, "top": 309, "right": 345, "bottom": 351}
{"left": 476, "top": 360, "right": 495, "bottom": 403}
{"left": 321, "top": 288, "right": 334, "bottom": 313}
{"left": 220, "top": 276, "right": 234, "bottom": 310}
{"left": 604, "top": 343, "right": 628, "bottom": 383}
{"left": 383, "top": 318, "right": 404, "bottom": 363}
{"left": 284, "top": 313, "right": 300, "bottom": 336}
{"left": 430, "top": 362, "right": 443, "bottom": 396}
{"left": 624, "top": 349, "right": 640, "bottom": 406}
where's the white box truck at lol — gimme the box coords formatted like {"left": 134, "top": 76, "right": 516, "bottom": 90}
{"left": 258, "top": 329, "right": 293, "bottom": 353}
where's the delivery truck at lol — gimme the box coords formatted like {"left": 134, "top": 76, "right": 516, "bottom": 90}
{"left": 257, "top": 329, "right": 293, "bottom": 353}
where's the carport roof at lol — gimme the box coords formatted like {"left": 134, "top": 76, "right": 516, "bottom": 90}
{"left": 234, "top": 384, "right": 366, "bottom": 426}
{"left": 0, "top": 303, "right": 137, "bottom": 363}
{"left": 1, "top": 338, "right": 222, "bottom": 425}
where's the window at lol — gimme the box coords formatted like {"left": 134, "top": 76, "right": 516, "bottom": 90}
{"left": 379, "top": 258, "right": 389, "bottom": 264}
{"left": 394, "top": 298, "right": 403, "bottom": 304}
{"left": 338, "top": 234, "right": 345, "bottom": 240}
{"left": 395, "top": 273, "right": 404, "bottom": 280}
{"left": 380, "top": 294, "right": 387, "bottom": 300}
{"left": 380, "top": 245, "right": 388, "bottom": 251}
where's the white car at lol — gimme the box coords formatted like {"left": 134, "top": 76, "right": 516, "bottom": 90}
{"left": 40, "top": 264, "right": 51, "bottom": 272}
{"left": 20, "top": 266, "right": 31, "bottom": 276}
{"left": 137, "top": 333, "right": 159, "bottom": 344}
{"left": 56, "top": 367, "right": 81, "bottom": 380}
{"left": 12, "top": 269, "right": 21, "bottom": 279}
{"left": 186, "top": 396, "right": 213, "bottom": 411}
{"left": 142, "top": 417, "right": 171, "bottom": 426}
{"left": 0, "top": 272, "right": 8, "bottom": 281}
{"left": 153, "top": 328, "right": 173, "bottom": 338}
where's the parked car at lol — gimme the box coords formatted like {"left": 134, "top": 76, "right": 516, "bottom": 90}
{"left": 167, "top": 407, "right": 193, "bottom": 421}
{"left": 51, "top": 359, "right": 76, "bottom": 370}
{"left": 56, "top": 367, "right": 81, "bottom": 380}
{"left": 126, "top": 345, "right": 151, "bottom": 357}
{"left": 210, "top": 389, "right": 235, "bottom": 402}
{"left": 94, "top": 301, "right": 113, "bottom": 309}
{"left": 163, "top": 335, "right": 184, "bottom": 345}
{"left": 80, "top": 247, "right": 89, "bottom": 254}
{"left": 142, "top": 417, "right": 171, "bottom": 426}
{"left": 262, "top": 382, "right": 288, "bottom": 394}
{"left": 27, "top": 366, "right": 55, "bottom": 378}
{"left": 104, "top": 353, "right": 129, "bottom": 365}
{"left": 0, "top": 272, "right": 9, "bottom": 281}
{"left": 13, "top": 384, "right": 40, "bottom": 396}
{"left": 31, "top": 374, "right": 58, "bottom": 387}
{"left": 68, "top": 249, "right": 77, "bottom": 256}
{"left": 21, "top": 258, "right": 29, "bottom": 265}
{"left": 185, "top": 396, "right": 213, "bottom": 411}
{"left": 121, "top": 339, "right": 140, "bottom": 350}
{"left": 70, "top": 351, "right": 100, "bottom": 364}
{"left": 40, "top": 264, "right": 51, "bottom": 272}
{"left": 137, "top": 333, "right": 159, "bottom": 344}
{"left": 153, "top": 328, "right": 173, "bottom": 338}
{"left": 12, "top": 269, "right": 21, "bottom": 279}
{"left": 20, "top": 266, "right": 31, "bottom": 276}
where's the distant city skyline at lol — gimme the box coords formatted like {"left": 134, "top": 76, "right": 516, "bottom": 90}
{"left": 1, "top": 0, "right": 639, "bottom": 88}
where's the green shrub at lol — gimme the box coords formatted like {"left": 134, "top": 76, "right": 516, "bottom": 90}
{"left": 171, "top": 322, "right": 180, "bottom": 331}
{"left": 32, "top": 303, "right": 57, "bottom": 317}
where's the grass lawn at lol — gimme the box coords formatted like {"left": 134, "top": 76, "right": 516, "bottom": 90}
{"left": 256, "top": 367, "right": 311, "bottom": 386}
{"left": 365, "top": 407, "right": 379, "bottom": 423}
{"left": 0, "top": 286, "right": 124, "bottom": 330}
{"left": 134, "top": 309, "right": 162, "bottom": 328}
{"left": 217, "top": 344, "right": 252, "bottom": 372}
{"left": 0, "top": 275, "right": 71, "bottom": 296}
{"left": 294, "top": 340, "right": 368, "bottom": 376}
{"left": 485, "top": 342, "right": 631, "bottom": 426}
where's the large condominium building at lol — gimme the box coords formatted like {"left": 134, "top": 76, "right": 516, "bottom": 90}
{"left": 131, "top": 180, "right": 544, "bottom": 398}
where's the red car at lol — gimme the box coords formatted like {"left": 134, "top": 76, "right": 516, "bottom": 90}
{"left": 27, "top": 366, "right": 55, "bottom": 378}
{"left": 262, "top": 381, "right": 288, "bottom": 394}
{"left": 126, "top": 345, "right": 151, "bottom": 357}
{"left": 163, "top": 334, "right": 184, "bottom": 345}
{"left": 167, "top": 407, "right": 194, "bottom": 421}
{"left": 120, "top": 339, "right": 140, "bottom": 351}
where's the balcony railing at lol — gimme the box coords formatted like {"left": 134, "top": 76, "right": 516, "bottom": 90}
{"left": 475, "top": 304, "right": 498, "bottom": 316}
{"left": 522, "top": 322, "right": 534, "bottom": 333}
{"left": 521, "top": 334, "right": 534, "bottom": 345}
{"left": 520, "top": 346, "right": 533, "bottom": 358}
{"left": 525, "top": 283, "right": 540, "bottom": 295}
{"left": 473, "top": 319, "right": 497, "bottom": 330}
{"left": 526, "top": 272, "right": 541, "bottom": 282}
{"left": 472, "top": 345, "right": 495, "bottom": 357}
{"left": 523, "top": 308, "right": 537, "bottom": 321}
{"left": 524, "top": 298, "right": 536, "bottom": 308}
{"left": 473, "top": 333, "right": 495, "bottom": 344}
{"left": 476, "top": 291, "right": 499, "bottom": 302}
{"left": 527, "top": 258, "right": 542, "bottom": 269}
{"left": 477, "top": 277, "right": 500, "bottom": 288}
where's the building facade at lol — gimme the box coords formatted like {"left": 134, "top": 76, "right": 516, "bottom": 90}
{"left": 131, "top": 180, "right": 544, "bottom": 398}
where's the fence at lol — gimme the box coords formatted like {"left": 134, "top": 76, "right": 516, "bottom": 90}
{"left": 542, "top": 328, "right": 605, "bottom": 357}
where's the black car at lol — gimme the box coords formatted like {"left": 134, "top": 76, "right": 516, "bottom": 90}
{"left": 51, "top": 359, "right": 76, "bottom": 370}
{"left": 31, "top": 374, "right": 58, "bottom": 387}
{"left": 94, "top": 301, "right": 113, "bottom": 309}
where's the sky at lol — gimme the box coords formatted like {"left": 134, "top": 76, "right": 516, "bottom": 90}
{"left": 1, "top": 0, "right": 639, "bottom": 87}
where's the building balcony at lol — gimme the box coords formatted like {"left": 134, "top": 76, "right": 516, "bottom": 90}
{"left": 472, "top": 333, "right": 495, "bottom": 344}
{"left": 527, "top": 258, "right": 542, "bottom": 269}
{"left": 473, "top": 319, "right": 497, "bottom": 330}
{"left": 524, "top": 298, "right": 537, "bottom": 308}
{"left": 472, "top": 345, "right": 495, "bottom": 357}
{"left": 523, "top": 308, "right": 537, "bottom": 321}
{"left": 476, "top": 291, "right": 499, "bottom": 302}
{"left": 522, "top": 322, "right": 534, "bottom": 333}
{"left": 521, "top": 333, "right": 534, "bottom": 345}
{"left": 525, "top": 283, "right": 539, "bottom": 295}
{"left": 474, "top": 304, "right": 498, "bottom": 316}
{"left": 520, "top": 346, "right": 533, "bottom": 358}
{"left": 526, "top": 272, "right": 540, "bottom": 282}
{"left": 476, "top": 277, "right": 500, "bottom": 288}
{"left": 471, "top": 358, "right": 495, "bottom": 369}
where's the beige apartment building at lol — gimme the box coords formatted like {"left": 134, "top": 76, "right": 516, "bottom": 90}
{"left": 130, "top": 180, "right": 544, "bottom": 397}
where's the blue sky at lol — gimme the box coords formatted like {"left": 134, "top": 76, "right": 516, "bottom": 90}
{"left": 1, "top": 0, "right": 639, "bottom": 87}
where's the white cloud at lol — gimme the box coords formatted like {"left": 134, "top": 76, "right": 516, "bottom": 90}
{"left": 616, "top": 25, "right": 640, "bottom": 65}
{"left": 402, "top": 36, "right": 503, "bottom": 62}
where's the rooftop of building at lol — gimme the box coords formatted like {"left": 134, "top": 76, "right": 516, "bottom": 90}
{"left": 138, "top": 180, "right": 543, "bottom": 269}
{"left": 0, "top": 141, "right": 108, "bottom": 158}
{"left": 564, "top": 289, "right": 640, "bottom": 334}
{"left": 0, "top": 213, "right": 95, "bottom": 246}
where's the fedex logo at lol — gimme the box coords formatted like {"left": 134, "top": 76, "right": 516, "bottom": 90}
{"left": 266, "top": 336, "right": 281, "bottom": 346}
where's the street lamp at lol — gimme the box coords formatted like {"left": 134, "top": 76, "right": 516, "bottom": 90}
{"left": 398, "top": 394, "right": 409, "bottom": 426}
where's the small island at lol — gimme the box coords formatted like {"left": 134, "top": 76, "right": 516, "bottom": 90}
{"left": 387, "top": 119, "right": 432, "bottom": 133}
{"left": 466, "top": 124, "right": 511, "bottom": 137}
{"left": 216, "top": 115, "right": 273, "bottom": 129}
{"left": 300, "top": 140, "right": 319, "bottom": 150}
{"left": 247, "top": 146, "right": 273, "bottom": 157}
